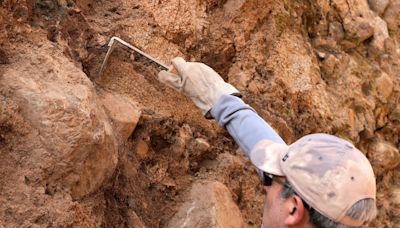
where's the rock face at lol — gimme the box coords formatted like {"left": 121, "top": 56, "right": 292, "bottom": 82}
{"left": 0, "top": 0, "right": 399, "bottom": 227}
{"left": 0, "top": 40, "right": 118, "bottom": 225}
{"left": 167, "top": 181, "right": 245, "bottom": 228}
{"left": 99, "top": 91, "right": 141, "bottom": 141}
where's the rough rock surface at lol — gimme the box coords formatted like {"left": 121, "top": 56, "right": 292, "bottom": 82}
{"left": 167, "top": 181, "right": 245, "bottom": 228}
{"left": 99, "top": 91, "right": 141, "bottom": 141}
{"left": 0, "top": 0, "right": 399, "bottom": 227}
{"left": 0, "top": 39, "right": 118, "bottom": 225}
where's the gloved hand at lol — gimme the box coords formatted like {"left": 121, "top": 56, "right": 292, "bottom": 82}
{"left": 158, "top": 57, "right": 240, "bottom": 116}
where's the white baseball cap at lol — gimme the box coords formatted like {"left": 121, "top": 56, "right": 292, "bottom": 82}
{"left": 250, "top": 134, "right": 376, "bottom": 226}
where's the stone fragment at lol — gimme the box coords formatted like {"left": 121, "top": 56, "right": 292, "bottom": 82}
{"left": 370, "top": 16, "right": 389, "bottom": 54}
{"left": 343, "top": 17, "right": 375, "bottom": 42}
{"left": 94, "top": 34, "right": 107, "bottom": 46}
{"left": 332, "top": 0, "right": 390, "bottom": 52}
{"left": 368, "top": 0, "right": 390, "bottom": 14}
{"left": 316, "top": 50, "right": 327, "bottom": 59}
{"left": 167, "top": 181, "right": 245, "bottom": 228}
{"left": 328, "top": 21, "right": 345, "bottom": 42}
{"left": 99, "top": 92, "right": 141, "bottom": 141}
{"left": 321, "top": 54, "right": 339, "bottom": 76}
{"left": 193, "top": 138, "right": 211, "bottom": 153}
{"left": 127, "top": 210, "right": 146, "bottom": 228}
{"left": 375, "top": 72, "right": 393, "bottom": 103}
{"left": 367, "top": 139, "right": 400, "bottom": 175}
{"left": 383, "top": 37, "right": 397, "bottom": 55}
{"left": 321, "top": 54, "right": 351, "bottom": 80}
{"left": 374, "top": 107, "right": 390, "bottom": 128}
{"left": 135, "top": 139, "right": 149, "bottom": 159}
{"left": 345, "top": 108, "right": 364, "bottom": 141}
{"left": 383, "top": 0, "right": 400, "bottom": 31}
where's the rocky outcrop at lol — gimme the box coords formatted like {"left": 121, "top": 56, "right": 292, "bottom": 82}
{"left": 0, "top": 40, "right": 118, "bottom": 225}
{"left": 0, "top": 0, "right": 399, "bottom": 227}
{"left": 167, "top": 180, "right": 245, "bottom": 228}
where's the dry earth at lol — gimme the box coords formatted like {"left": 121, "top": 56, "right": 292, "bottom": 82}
{"left": 0, "top": 0, "right": 399, "bottom": 227}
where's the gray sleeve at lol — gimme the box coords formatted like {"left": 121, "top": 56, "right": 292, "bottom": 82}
{"left": 210, "top": 94, "right": 287, "bottom": 157}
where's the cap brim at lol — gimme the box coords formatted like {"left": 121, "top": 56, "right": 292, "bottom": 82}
{"left": 249, "top": 140, "right": 289, "bottom": 176}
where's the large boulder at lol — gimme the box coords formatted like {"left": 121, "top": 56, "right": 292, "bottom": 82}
{"left": 167, "top": 180, "right": 245, "bottom": 228}
{"left": 0, "top": 41, "right": 118, "bottom": 201}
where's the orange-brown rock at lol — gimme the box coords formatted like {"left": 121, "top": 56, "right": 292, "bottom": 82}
{"left": 368, "top": 139, "right": 400, "bottom": 175}
{"left": 167, "top": 180, "right": 245, "bottom": 228}
{"left": 0, "top": 0, "right": 399, "bottom": 226}
{"left": 99, "top": 91, "right": 141, "bottom": 141}
{"left": 0, "top": 40, "right": 118, "bottom": 226}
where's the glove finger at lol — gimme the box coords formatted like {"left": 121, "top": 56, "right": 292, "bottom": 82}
{"left": 171, "top": 57, "right": 187, "bottom": 75}
{"left": 158, "top": 70, "right": 183, "bottom": 91}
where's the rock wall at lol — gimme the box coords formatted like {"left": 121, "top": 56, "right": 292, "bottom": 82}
{"left": 0, "top": 0, "right": 399, "bottom": 227}
{"left": 0, "top": 40, "right": 115, "bottom": 226}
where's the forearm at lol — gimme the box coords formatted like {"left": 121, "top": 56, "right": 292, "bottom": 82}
{"left": 210, "top": 94, "right": 286, "bottom": 157}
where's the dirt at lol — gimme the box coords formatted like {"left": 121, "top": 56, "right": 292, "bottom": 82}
{"left": 0, "top": 0, "right": 399, "bottom": 227}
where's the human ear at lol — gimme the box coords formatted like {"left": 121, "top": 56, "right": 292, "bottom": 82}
{"left": 284, "top": 195, "right": 306, "bottom": 225}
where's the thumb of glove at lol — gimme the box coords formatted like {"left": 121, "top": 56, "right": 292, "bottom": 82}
{"left": 158, "top": 70, "right": 184, "bottom": 92}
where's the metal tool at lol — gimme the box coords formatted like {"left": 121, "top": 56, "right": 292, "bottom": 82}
{"left": 99, "top": 36, "right": 171, "bottom": 77}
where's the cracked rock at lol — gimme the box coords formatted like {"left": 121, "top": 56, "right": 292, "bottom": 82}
{"left": 167, "top": 180, "right": 245, "bottom": 228}
{"left": 99, "top": 92, "right": 141, "bottom": 141}
{"left": 368, "top": 0, "right": 390, "bottom": 14}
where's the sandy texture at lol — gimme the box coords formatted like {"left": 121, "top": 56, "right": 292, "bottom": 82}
{"left": 0, "top": 0, "right": 399, "bottom": 227}
{"left": 167, "top": 180, "right": 245, "bottom": 228}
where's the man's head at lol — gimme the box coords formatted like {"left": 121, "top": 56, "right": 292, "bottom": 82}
{"left": 250, "top": 134, "right": 377, "bottom": 228}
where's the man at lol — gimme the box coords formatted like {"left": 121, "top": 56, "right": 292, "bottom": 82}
{"left": 158, "top": 57, "right": 377, "bottom": 228}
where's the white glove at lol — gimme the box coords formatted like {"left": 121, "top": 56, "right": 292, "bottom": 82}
{"left": 158, "top": 57, "right": 240, "bottom": 116}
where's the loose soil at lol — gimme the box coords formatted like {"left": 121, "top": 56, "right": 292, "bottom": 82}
{"left": 0, "top": 0, "right": 399, "bottom": 227}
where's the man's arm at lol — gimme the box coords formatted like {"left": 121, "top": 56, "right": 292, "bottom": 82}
{"left": 157, "top": 57, "right": 285, "bottom": 156}
{"left": 210, "top": 94, "right": 286, "bottom": 157}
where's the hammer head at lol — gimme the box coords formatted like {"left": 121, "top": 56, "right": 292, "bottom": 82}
{"left": 98, "top": 36, "right": 172, "bottom": 79}
{"left": 98, "top": 38, "right": 117, "bottom": 77}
